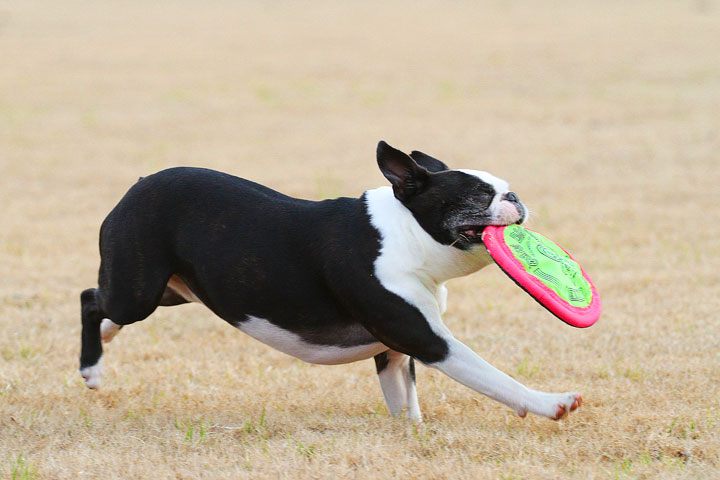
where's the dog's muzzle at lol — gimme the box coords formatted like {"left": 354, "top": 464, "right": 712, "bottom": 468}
{"left": 451, "top": 192, "right": 527, "bottom": 246}
{"left": 495, "top": 192, "right": 526, "bottom": 226}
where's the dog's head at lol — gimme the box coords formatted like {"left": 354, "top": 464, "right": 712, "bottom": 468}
{"left": 377, "top": 141, "right": 527, "bottom": 250}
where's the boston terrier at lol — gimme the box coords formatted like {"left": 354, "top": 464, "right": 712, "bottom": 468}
{"left": 79, "top": 141, "right": 582, "bottom": 421}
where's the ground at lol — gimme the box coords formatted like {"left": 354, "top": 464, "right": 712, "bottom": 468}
{"left": 1, "top": 1, "right": 719, "bottom": 478}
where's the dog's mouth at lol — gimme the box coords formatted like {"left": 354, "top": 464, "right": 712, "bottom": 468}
{"left": 454, "top": 225, "right": 487, "bottom": 244}
{"left": 453, "top": 216, "right": 524, "bottom": 246}
{"left": 450, "top": 202, "right": 526, "bottom": 248}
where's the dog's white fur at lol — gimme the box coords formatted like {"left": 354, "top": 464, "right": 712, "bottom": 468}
{"left": 235, "top": 316, "right": 386, "bottom": 365}
{"left": 79, "top": 355, "right": 103, "bottom": 389}
{"left": 377, "top": 350, "right": 421, "bottom": 421}
{"left": 100, "top": 318, "right": 121, "bottom": 343}
{"left": 167, "top": 275, "right": 202, "bottom": 303}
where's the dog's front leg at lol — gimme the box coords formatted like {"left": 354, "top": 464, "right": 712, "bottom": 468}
{"left": 431, "top": 338, "right": 582, "bottom": 420}
{"left": 374, "top": 350, "right": 421, "bottom": 421}
{"left": 332, "top": 273, "right": 581, "bottom": 420}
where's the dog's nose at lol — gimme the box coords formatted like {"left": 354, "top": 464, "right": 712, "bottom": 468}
{"left": 504, "top": 192, "right": 519, "bottom": 203}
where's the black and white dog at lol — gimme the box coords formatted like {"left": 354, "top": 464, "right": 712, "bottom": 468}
{"left": 79, "top": 141, "right": 581, "bottom": 421}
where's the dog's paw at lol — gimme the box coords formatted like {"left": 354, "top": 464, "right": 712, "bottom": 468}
{"left": 551, "top": 393, "right": 582, "bottom": 420}
{"left": 79, "top": 360, "right": 102, "bottom": 390}
{"left": 529, "top": 391, "right": 582, "bottom": 420}
{"left": 100, "top": 318, "right": 120, "bottom": 343}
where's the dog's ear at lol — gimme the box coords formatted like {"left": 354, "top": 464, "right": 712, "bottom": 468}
{"left": 409, "top": 150, "right": 449, "bottom": 173}
{"left": 377, "top": 141, "right": 429, "bottom": 201}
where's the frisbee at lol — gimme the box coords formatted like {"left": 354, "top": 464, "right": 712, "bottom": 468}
{"left": 481, "top": 224, "right": 600, "bottom": 328}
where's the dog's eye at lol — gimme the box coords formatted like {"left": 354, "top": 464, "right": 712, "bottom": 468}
{"left": 470, "top": 193, "right": 494, "bottom": 208}
{"left": 475, "top": 186, "right": 495, "bottom": 197}
{"left": 471, "top": 193, "right": 489, "bottom": 200}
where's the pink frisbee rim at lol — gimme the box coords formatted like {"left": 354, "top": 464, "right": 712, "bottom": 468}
{"left": 482, "top": 225, "right": 601, "bottom": 328}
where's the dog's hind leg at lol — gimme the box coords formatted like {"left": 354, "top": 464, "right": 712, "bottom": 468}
{"left": 374, "top": 350, "right": 422, "bottom": 421}
{"left": 79, "top": 250, "right": 173, "bottom": 389}
{"left": 79, "top": 288, "right": 105, "bottom": 389}
{"left": 100, "top": 277, "right": 193, "bottom": 346}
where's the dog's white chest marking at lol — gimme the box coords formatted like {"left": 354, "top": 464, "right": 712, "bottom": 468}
{"left": 234, "top": 316, "right": 387, "bottom": 365}
{"left": 365, "top": 186, "right": 492, "bottom": 336}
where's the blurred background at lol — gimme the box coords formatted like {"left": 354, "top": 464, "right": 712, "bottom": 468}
{"left": 1, "top": 1, "right": 719, "bottom": 478}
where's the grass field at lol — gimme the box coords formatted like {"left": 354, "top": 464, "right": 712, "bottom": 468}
{"left": 2, "top": 1, "right": 720, "bottom": 478}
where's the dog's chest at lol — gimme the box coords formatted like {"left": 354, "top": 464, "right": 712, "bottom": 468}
{"left": 233, "top": 316, "right": 387, "bottom": 365}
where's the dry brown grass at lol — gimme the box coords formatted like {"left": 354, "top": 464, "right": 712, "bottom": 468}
{"left": 2, "top": 1, "right": 720, "bottom": 478}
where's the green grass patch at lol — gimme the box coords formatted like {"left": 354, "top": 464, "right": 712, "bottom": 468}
{"left": 9, "top": 454, "right": 38, "bottom": 480}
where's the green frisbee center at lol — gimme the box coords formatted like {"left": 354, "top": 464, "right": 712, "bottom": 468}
{"left": 503, "top": 225, "right": 592, "bottom": 308}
